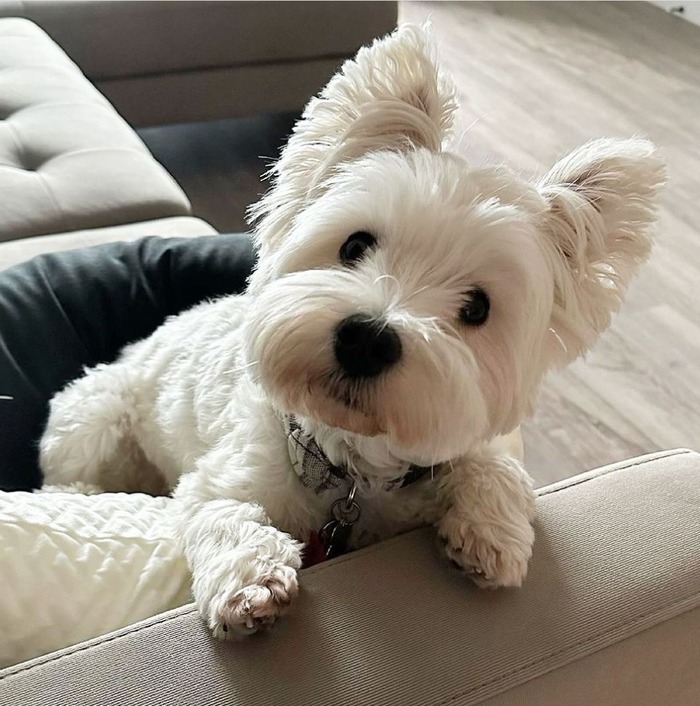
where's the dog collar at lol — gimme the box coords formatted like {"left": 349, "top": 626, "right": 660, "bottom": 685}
{"left": 285, "top": 415, "right": 434, "bottom": 495}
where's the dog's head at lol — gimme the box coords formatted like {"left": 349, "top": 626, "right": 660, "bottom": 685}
{"left": 243, "top": 25, "right": 664, "bottom": 465}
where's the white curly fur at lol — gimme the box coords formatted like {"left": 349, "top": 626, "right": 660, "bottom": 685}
{"left": 39, "top": 25, "right": 664, "bottom": 638}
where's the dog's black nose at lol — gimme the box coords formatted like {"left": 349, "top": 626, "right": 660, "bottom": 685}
{"left": 334, "top": 314, "right": 402, "bottom": 378}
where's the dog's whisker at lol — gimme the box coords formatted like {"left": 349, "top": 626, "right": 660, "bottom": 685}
{"left": 223, "top": 360, "right": 258, "bottom": 376}
{"left": 400, "top": 284, "right": 431, "bottom": 304}
{"left": 373, "top": 273, "right": 400, "bottom": 288}
{"left": 456, "top": 113, "right": 487, "bottom": 149}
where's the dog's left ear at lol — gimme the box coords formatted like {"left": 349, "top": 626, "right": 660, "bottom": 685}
{"left": 285, "top": 23, "right": 456, "bottom": 178}
{"left": 249, "top": 24, "right": 457, "bottom": 258}
{"left": 539, "top": 138, "right": 665, "bottom": 365}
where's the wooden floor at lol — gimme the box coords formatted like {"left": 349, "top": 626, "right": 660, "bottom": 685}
{"left": 142, "top": 1, "right": 700, "bottom": 486}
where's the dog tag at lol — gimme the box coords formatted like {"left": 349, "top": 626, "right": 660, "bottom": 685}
{"left": 319, "top": 519, "right": 353, "bottom": 559}
{"left": 319, "top": 484, "right": 361, "bottom": 559}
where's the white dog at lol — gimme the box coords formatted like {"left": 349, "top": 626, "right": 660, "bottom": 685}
{"left": 40, "top": 25, "right": 664, "bottom": 638}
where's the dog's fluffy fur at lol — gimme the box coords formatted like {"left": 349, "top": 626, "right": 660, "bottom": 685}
{"left": 40, "top": 25, "right": 664, "bottom": 638}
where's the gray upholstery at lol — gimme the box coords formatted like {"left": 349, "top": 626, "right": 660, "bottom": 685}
{"left": 0, "top": 1, "right": 399, "bottom": 126}
{"left": 91, "top": 58, "right": 361, "bottom": 127}
{"left": 0, "top": 18, "right": 191, "bottom": 242}
{"left": 2, "top": 449, "right": 699, "bottom": 705}
{"left": 0, "top": 215, "right": 217, "bottom": 271}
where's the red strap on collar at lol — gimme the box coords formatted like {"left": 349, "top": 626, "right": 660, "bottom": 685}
{"left": 302, "top": 531, "right": 328, "bottom": 568}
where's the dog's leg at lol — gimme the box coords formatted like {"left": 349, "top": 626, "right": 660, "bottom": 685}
{"left": 40, "top": 365, "right": 131, "bottom": 487}
{"left": 437, "top": 450, "right": 535, "bottom": 588}
{"left": 40, "top": 364, "right": 167, "bottom": 494}
{"left": 174, "top": 465, "right": 304, "bottom": 640}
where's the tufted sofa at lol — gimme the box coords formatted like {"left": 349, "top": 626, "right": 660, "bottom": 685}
{"left": 0, "top": 1, "right": 398, "bottom": 267}
{"left": 0, "top": 17, "right": 216, "bottom": 267}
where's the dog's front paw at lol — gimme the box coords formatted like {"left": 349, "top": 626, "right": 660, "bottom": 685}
{"left": 191, "top": 524, "right": 304, "bottom": 640}
{"left": 437, "top": 511, "right": 534, "bottom": 589}
{"left": 208, "top": 562, "right": 299, "bottom": 639}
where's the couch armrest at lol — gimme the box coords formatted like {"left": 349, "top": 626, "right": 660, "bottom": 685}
{"left": 2, "top": 449, "right": 699, "bottom": 705}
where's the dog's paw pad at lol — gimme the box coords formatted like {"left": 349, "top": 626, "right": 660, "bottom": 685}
{"left": 438, "top": 517, "right": 533, "bottom": 589}
{"left": 443, "top": 543, "right": 507, "bottom": 588}
{"left": 211, "top": 565, "right": 299, "bottom": 639}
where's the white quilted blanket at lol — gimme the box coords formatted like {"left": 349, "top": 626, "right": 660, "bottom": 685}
{"left": 0, "top": 490, "right": 192, "bottom": 668}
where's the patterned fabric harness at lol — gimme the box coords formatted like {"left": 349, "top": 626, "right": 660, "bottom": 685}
{"left": 284, "top": 415, "right": 436, "bottom": 565}
{"left": 285, "top": 415, "right": 433, "bottom": 494}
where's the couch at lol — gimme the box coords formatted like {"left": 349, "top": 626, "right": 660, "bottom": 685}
{"left": 0, "top": 0, "right": 399, "bottom": 126}
{"left": 1, "top": 7, "right": 699, "bottom": 705}
{"left": 0, "top": 1, "right": 397, "bottom": 256}
{"left": 2, "top": 450, "right": 700, "bottom": 705}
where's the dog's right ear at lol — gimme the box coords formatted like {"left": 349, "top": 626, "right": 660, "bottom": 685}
{"left": 248, "top": 24, "right": 457, "bottom": 256}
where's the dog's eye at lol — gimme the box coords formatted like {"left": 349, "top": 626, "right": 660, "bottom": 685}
{"left": 459, "top": 288, "right": 490, "bottom": 326}
{"left": 339, "top": 232, "right": 376, "bottom": 265}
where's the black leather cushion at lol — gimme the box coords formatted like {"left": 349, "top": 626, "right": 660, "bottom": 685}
{"left": 0, "top": 234, "right": 256, "bottom": 491}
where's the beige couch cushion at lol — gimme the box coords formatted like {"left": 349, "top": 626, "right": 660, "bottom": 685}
{"left": 0, "top": 215, "right": 217, "bottom": 270}
{"left": 0, "top": 18, "right": 191, "bottom": 242}
{"left": 1, "top": 449, "right": 698, "bottom": 705}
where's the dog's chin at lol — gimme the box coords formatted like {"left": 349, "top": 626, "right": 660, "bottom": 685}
{"left": 271, "top": 377, "right": 385, "bottom": 436}
{"left": 298, "top": 393, "right": 386, "bottom": 437}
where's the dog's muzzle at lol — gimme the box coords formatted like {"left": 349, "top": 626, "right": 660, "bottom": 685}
{"left": 334, "top": 314, "right": 402, "bottom": 378}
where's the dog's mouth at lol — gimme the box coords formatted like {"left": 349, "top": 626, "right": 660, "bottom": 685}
{"left": 326, "top": 376, "right": 364, "bottom": 411}
{"left": 323, "top": 370, "right": 379, "bottom": 414}
{"left": 296, "top": 373, "right": 385, "bottom": 437}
